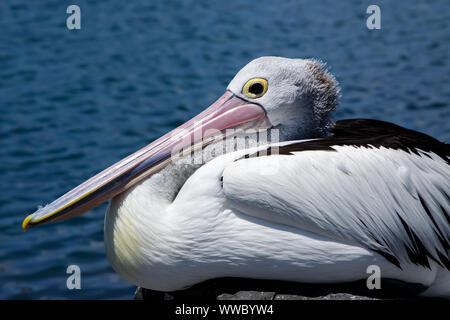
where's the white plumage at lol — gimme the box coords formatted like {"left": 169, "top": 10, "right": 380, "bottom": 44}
{"left": 101, "top": 57, "right": 450, "bottom": 297}
{"left": 105, "top": 141, "right": 449, "bottom": 296}
{"left": 24, "top": 56, "right": 450, "bottom": 298}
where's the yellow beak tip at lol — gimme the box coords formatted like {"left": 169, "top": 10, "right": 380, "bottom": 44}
{"left": 22, "top": 214, "right": 34, "bottom": 232}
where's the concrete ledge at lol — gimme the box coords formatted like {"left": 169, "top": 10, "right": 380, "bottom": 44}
{"left": 134, "top": 277, "right": 426, "bottom": 300}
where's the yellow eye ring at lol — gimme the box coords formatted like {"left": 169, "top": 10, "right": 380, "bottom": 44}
{"left": 242, "top": 78, "right": 268, "bottom": 99}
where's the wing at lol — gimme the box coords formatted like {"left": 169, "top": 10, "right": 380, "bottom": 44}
{"left": 222, "top": 120, "right": 450, "bottom": 270}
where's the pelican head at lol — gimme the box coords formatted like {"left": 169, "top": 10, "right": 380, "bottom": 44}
{"left": 228, "top": 57, "right": 339, "bottom": 139}
{"left": 22, "top": 56, "right": 339, "bottom": 231}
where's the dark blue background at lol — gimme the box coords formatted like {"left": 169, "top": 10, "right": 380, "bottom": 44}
{"left": 1, "top": 0, "right": 449, "bottom": 299}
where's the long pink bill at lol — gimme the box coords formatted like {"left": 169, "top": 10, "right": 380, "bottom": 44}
{"left": 22, "top": 91, "right": 271, "bottom": 230}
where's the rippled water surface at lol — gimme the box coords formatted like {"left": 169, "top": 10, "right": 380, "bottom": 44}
{"left": 1, "top": 0, "right": 449, "bottom": 299}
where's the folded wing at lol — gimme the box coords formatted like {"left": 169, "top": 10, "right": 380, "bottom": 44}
{"left": 222, "top": 119, "right": 450, "bottom": 270}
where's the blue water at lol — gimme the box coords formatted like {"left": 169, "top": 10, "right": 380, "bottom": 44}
{"left": 0, "top": 0, "right": 449, "bottom": 299}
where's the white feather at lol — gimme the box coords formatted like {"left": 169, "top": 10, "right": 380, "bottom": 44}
{"left": 104, "top": 142, "right": 449, "bottom": 295}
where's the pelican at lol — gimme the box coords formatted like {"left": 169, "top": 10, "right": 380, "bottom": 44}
{"left": 23, "top": 57, "right": 450, "bottom": 298}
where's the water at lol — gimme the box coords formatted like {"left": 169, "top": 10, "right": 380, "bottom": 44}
{"left": 0, "top": 0, "right": 449, "bottom": 299}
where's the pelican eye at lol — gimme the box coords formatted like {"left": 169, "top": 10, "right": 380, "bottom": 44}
{"left": 242, "top": 78, "right": 268, "bottom": 99}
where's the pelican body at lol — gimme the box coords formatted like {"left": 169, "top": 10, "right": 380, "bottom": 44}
{"left": 23, "top": 57, "right": 450, "bottom": 298}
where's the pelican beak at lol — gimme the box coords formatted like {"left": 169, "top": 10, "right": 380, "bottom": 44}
{"left": 22, "top": 91, "right": 271, "bottom": 231}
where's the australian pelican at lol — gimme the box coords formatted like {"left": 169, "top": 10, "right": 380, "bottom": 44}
{"left": 23, "top": 57, "right": 450, "bottom": 298}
